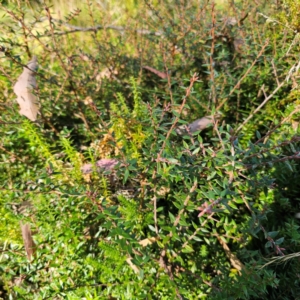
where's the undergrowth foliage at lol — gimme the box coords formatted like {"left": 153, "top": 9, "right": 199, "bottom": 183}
{"left": 1, "top": 0, "right": 300, "bottom": 299}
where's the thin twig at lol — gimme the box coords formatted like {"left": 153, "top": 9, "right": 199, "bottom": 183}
{"left": 260, "top": 225, "right": 285, "bottom": 256}
{"left": 257, "top": 12, "right": 296, "bottom": 33}
{"left": 181, "top": 213, "right": 215, "bottom": 250}
{"left": 34, "top": 17, "right": 163, "bottom": 37}
{"left": 216, "top": 234, "right": 244, "bottom": 274}
{"left": 157, "top": 73, "right": 199, "bottom": 160}
{"left": 173, "top": 180, "right": 198, "bottom": 228}
{"left": 236, "top": 73, "right": 289, "bottom": 132}
{"left": 209, "top": 2, "right": 216, "bottom": 104}
{"left": 244, "top": 151, "right": 300, "bottom": 169}
{"left": 255, "top": 106, "right": 300, "bottom": 145}
{"left": 217, "top": 39, "right": 270, "bottom": 111}
{"left": 152, "top": 194, "right": 159, "bottom": 235}
{"left": 44, "top": 7, "right": 70, "bottom": 77}
{"left": 0, "top": 145, "right": 27, "bottom": 163}
{"left": 213, "top": 119, "right": 225, "bottom": 150}
{"left": 271, "top": 59, "right": 280, "bottom": 86}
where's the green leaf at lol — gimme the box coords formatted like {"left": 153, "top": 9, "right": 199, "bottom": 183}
{"left": 275, "top": 237, "right": 284, "bottom": 245}
{"left": 191, "top": 236, "right": 202, "bottom": 242}
{"left": 192, "top": 147, "right": 200, "bottom": 155}
{"left": 228, "top": 202, "right": 238, "bottom": 209}
{"left": 267, "top": 231, "right": 278, "bottom": 239}
{"left": 265, "top": 241, "right": 273, "bottom": 248}
{"left": 123, "top": 168, "right": 130, "bottom": 184}
{"left": 182, "top": 244, "right": 194, "bottom": 253}
{"left": 183, "top": 141, "right": 189, "bottom": 149}
{"left": 148, "top": 225, "right": 157, "bottom": 232}
{"left": 207, "top": 171, "right": 216, "bottom": 180}
{"left": 169, "top": 212, "right": 176, "bottom": 223}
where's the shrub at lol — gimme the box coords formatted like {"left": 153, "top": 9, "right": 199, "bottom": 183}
{"left": 0, "top": 0, "right": 300, "bottom": 299}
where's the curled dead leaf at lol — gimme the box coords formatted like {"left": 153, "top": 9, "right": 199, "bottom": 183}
{"left": 81, "top": 158, "right": 119, "bottom": 174}
{"left": 142, "top": 66, "right": 168, "bottom": 79}
{"left": 13, "top": 56, "right": 39, "bottom": 121}
{"left": 138, "top": 237, "right": 158, "bottom": 247}
{"left": 20, "top": 222, "right": 36, "bottom": 260}
{"left": 233, "top": 38, "right": 245, "bottom": 53}
{"left": 176, "top": 116, "right": 213, "bottom": 135}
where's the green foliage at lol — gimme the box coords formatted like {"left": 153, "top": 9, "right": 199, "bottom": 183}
{"left": 59, "top": 136, "right": 84, "bottom": 182}
{"left": 20, "top": 120, "right": 56, "bottom": 166}
{"left": 110, "top": 78, "right": 147, "bottom": 160}
{"left": 277, "top": 0, "right": 300, "bottom": 31}
{"left": 1, "top": 0, "right": 300, "bottom": 299}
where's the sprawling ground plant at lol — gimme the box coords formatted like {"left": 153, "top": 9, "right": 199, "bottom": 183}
{"left": 1, "top": 0, "right": 300, "bottom": 299}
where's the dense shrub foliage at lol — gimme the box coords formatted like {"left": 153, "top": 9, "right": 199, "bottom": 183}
{"left": 1, "top": 0, "right": 300, "bottom": 299}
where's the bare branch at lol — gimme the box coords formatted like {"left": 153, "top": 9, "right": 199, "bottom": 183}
{"left": 217, "top": 39, "right": 270, "bottom": 111}
{"left": 34, "top": 17, "right": 163, "bottom": 37}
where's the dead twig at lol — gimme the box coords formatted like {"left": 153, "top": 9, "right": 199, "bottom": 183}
{"left": 34, "top": 17, "right": 163, "bottom": 37}
{"left": 217, "top": 40, "right": 270, "bottom": 112}
{"left": 216, "top": 234, "right": 244, "bottom": 274}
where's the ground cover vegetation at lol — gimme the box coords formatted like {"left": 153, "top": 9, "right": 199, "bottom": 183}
{"left": 0, "top": 0, "right": 300, "bottom": 299}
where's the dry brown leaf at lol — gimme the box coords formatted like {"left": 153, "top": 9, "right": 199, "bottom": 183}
{"left": 138, "top": 237, "right": 158, "bottom": 247}
{"left": 233, "top": 38, "right": 245, "bottom": 53}
{"left": 216, "top": 234, "right": 244, "bottom": 274}
{"left": 176, "top": 116, "right": 213, "bottom": 135}
{"left": 126, "top": 256, "right": 140, "bottom": 274}
{"left": 13, "top": 56, "right": 39, "bottom": 121}
{"left": 81, "top": 158, "right": 119, "bottom": 174}
{"left": 20, "top": 222, "right": 36, "bottom": 260}
{"left": 176, "top": 114, "right": 222, "bottom": 136}
{"left": 142, "top": 66, "right": 168, "bottom": 79}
